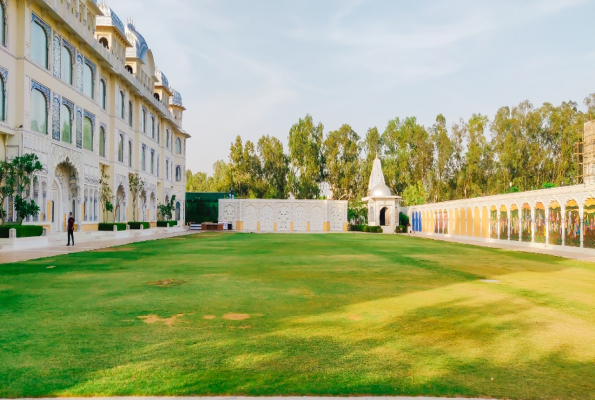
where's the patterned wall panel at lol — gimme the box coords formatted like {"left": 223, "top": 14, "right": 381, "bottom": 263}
{"left": 76, "top": 52, "right": 83, "bottom": 92}
{"left": 53, "top": 32, "right": 61, "bottom": 79}
{"left": 51, "top": 92, "right": 61, "bottom": 141}
{"left": 75, "top": 106, "right": 82, "bottom": 148}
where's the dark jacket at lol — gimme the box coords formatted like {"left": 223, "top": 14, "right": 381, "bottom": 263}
{"left": 68, "top": 217, "right": 75, "bottom": 231}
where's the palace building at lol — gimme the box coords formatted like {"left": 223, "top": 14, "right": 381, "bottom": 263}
{"left": 0, "top": 0, "right": 190, "bottom": 232}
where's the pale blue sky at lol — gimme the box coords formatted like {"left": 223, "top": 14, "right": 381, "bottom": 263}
{"left": 112, "top": 0, "right": 595, "bottom": 173}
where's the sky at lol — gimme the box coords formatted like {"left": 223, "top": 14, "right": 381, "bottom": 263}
{"left": 110, "top": 0, "right": 595, "bottom": 174}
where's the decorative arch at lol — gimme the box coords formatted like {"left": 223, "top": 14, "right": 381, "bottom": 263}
{"left": 548, "top": 199, "right": 562, "bottom": 245}
{"left": 521, "top": 203, "right": 532, "bottom": 242}
{"left": 584, "top": 198, "right": 595, "bottom": 248}
{"left": 566, "top": 199, "right": 580, "bottom": 247}
{"left": 535, "top": 202, "right": 546, "bottom": 243}
{"left": 510, "top": 203, "right": 520, "bottom": 241}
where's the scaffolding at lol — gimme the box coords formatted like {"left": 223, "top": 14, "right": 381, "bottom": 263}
{"left": 578, "top": 121, "right": 595, "bottom": 184}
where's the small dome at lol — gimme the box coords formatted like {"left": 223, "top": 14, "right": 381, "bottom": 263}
{"left": 370, "top": 183, "right": 392, "bottom": 197}
{"left": 125, "top": 20, "right": 149, "bottom": 61}
{"left": 170, "top": 89, "right": 183, "bottom": 107}
{"left": 155, "top": 67, "right": 169, "bottom": 89}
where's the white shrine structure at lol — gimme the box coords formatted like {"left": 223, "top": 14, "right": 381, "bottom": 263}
{"left": 363, "top": 157, "right": 402, "bottom": 233}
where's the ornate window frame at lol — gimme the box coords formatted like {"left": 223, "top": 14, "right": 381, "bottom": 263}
{"left": 31, "top": 13, "right": 50, "bottom": 70}
{"left": 30, "top": 80, "right": 50, "bottom": 134}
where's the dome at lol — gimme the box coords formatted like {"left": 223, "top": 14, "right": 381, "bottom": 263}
{"left": 370, "top": 183, "right": 392, "bottom": 197}
{"left": 96, "top": 2, "right": 126, "bottom": 37}
{"left": 125, "top": 20, "right": 149, "bottom": 61}
{"left": 155, "top": 67, "right": 170, "bottom": 90}
{"left": 170, "top": 89, "right": 183, "bottom": 107}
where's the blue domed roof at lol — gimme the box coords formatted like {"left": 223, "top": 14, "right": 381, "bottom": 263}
{"left": 155, "top": 67, "right": 170, "bottom": 90}
{"left": 170, "top": 90, "right": 183, "bottom": 107}
{"left": 125, "top": 21, "right": 149, "bottom": 61}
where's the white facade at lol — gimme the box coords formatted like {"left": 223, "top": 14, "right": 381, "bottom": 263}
{"left": 219, "top": 199, "right": 348, "bottom": 233}
{"left": 363, "top": 157, "right": 402, "bottom": 233}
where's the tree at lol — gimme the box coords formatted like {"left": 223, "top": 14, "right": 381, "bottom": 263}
{"left": 158, "top": 195, "right": 176, "bottom": 221}
{"left": 348, "top": 199, "right": 367, "bottom": 224}
{"left": 99, "top": 170, "right": 113, "bottom": 222}
{"left": 258, "top": 135, "right": 289, "bottom": 198}
{"left": 383, "top": 117, "right": 433, "bottom": 196}
{"left": 429, "top": 115, "right": 454, "bottom": 202}
{"left": 229, "top": 136, "right": 263, "bottom": 198}
{"left": 323, "top": 124, "right": 361, "bottom": 200}
{"left": 288, "top": 114, "right": 325, "bottom": 199}
{"left": 129, "top": 173, "right": 145, "bottom": 222}
{"left": 402, "top": 180, "right": 429, "bottom": 206}
{"left": 0, "top": 160, "right": 13, "bottom": 225}
{"left": 10, "top": 154, "right": 43, "bottom": 224}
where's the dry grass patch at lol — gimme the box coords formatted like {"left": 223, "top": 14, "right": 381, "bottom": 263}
{"left": 138, "top": 314, "right": 186, "bottom": 327}
{"left": 147, "top": 279, "right": 186, "bottom": 287}
{"left": 223, "top": 313, "right": 251, "bottom": 321}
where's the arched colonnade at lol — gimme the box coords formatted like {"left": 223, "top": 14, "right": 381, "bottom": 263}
{"left": 409, "top": 190, "right": 595, "bottom": 249}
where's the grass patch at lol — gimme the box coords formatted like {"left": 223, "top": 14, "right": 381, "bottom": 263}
{"left": 1, "top": 233, "right": 594, "bottom": 399}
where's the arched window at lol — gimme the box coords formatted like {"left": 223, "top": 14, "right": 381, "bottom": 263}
{"left": 60, "top": 104, "right": 71, "bottom": 143}
{"left": 119, "top": 91, "right": 125, "bottom": 118}
{"left": 141, "top": 109, "right": 146, "bottom": 133}
{"left": 32, "top": 21, "right": 48, "bottom": 68}
{"left": 154, "top": 93, "right": 160, "bottom": 101}
{"left": 166, "top": 160, "right": 169, "bottom": 179}
{"left": 166, "top": 129, "right": 170, "bottom": 149}
{"left": 61, "top": 45, "right": 73, "bottom": 85}
{"left": 128, "top": 100, "right": 133, "bottom": 126}
{"left": 99, "top": 127, "right": 106, "bottom": 157}
{"left": 125, "top": 65, "right": 133, "bottom": 74}
{"left": 100, "top": 80, "right": 106, "bottom": 109}
{"left": 117, "top": 134, "right": 123, "bottom": 162}
{"left": 141, "top": 146, "right": 146, "bottom": 171}
{"left": 83, "top": 63, "right": 94, "bottom": 99}
{"left": 99, "top": 37, "right": 109, "bottom": 49}
{"left": 31, "top": 88, "right": 47, "bottom": 134}
{"left": 0, "top": 1, "right": 5, "bottom": 47}
{"left": 83, "top": 117, "right": 93, "bottom": 151}
{"left": 0, "top": 76, "right": 5, "bottom": 121}
{"left": 150, "top": 150, "right": 154, "bottom": 174}
{"left": 128, "top": 141, "right": 132, "bottom": 167}
{"left": 175, "top": 138, "right": 182, "bottom": 154}
{"left": 150, "top": 116, "right": 155, "bottom": 139}
{"left": 175, "top": 166, "right": 182, "bottom": 182}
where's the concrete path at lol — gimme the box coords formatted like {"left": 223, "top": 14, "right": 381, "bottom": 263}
{"left": 409, "top": 233, "right": 595, "bottom": 263}
{"left": 0, "top": 230, "right": 196, "bottom": 264}
{"left": 2, "top": 397, "right": 500, "bottom": 400}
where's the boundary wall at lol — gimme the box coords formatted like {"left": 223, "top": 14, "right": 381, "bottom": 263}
{"left": 406, "top": 183, "right": 595, "bottom": 254}
{"left": 218, "top": 199, "right": 348, "bottom": 233}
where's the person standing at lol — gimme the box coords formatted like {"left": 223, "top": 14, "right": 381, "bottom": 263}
{"left": 67, "top": 212, "right": 75, "bottom": 246}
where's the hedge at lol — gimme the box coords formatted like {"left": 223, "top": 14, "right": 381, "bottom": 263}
{"left": 351, "top": 224, "right": 382, "bottom": 233}
{"left": 0, "top": 225, "right": 44, "bottom": 238}
{"left": 98, "top": 223, "right": 127, "bottom": 232}
{"left": 157, "top": 220, "right": 177, "bottom": 228}
{"left": 128, "top": 222, "right": 151, "bottom": 230}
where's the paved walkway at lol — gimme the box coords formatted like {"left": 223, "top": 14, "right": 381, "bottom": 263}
{"left": 409, "top": 233, "right": 595, "bottom": 263}
{"left": 1, "top": 397, "right": 499, "bottom": 400}
{"left": 0, "top": 230, "right": 196, "bottom": 264}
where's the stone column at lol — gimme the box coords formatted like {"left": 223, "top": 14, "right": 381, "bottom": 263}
{"left": 545, "top": 207, "right": 549, "bottom": 245}
{"left": 561, "top": 205, "right": 566, "bottom": 247}
{"left": 531, "top": 207, "right": 536, "bottom": 243}
{"left": 580, "top": 206, "right": 584, "bottom": 248}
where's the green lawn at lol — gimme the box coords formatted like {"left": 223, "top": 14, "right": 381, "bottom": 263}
{"left": 1, "top": 233, "right": 595, "bottom": 399}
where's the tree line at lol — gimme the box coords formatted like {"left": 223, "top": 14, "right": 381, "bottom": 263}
{"left": 187, "top": 94, "right": 595, "bottom": 205}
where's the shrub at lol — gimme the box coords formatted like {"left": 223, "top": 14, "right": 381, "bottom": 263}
{"left": 395, "top": 225, "right": 407, "bottom": 234}
{"left": 98, "top": 223, "right": 127, "bottom": 232}
{"left": 399, "top": 212, "right": 410, "bottom": 227}
{"left": 0, "top": 225, "right": 44, "bottom": 238}
{"left": 157, "top": 221, "right": 177, "bottom": 228}
{"left": 128, "top": 222, "right": 151, "bottom": 230}
{"left": 349, "top": 224, "right": 365, "bottom": 232}
{"left": 371, "top": 226, "right": 383, "bottom": 233}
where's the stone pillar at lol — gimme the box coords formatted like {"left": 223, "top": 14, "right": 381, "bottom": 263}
{"left": 77, "top": 196, "right": 82, "bottom": 232}
{"left": 508, "top": 210, "right": 511, "bottom": 240}
{"left": 531, "top": 207, "right": 536, "bottom": 243}
{"left": 545, "top": 207, "right": 549, "bottom": 245}
{"left": 580, "top": 206, "right": 584, "bottom": 248}
{"left": 561, "top": 205, "right": 566, "bottom": 247}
